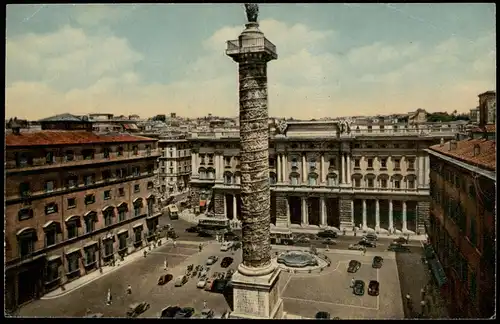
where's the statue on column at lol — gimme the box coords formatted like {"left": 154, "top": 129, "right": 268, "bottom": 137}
{"left": 244, "top": 3, "right": 259, "bottom": 22}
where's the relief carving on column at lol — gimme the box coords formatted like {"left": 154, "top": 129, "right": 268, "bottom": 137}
{"left": 239, "top": 60, "right": 272, "bottom": 269}
{"left": 214, "top": 193, "right": 225, "bottom": 216}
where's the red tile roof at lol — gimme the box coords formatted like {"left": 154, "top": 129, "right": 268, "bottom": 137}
{"left": 430, "top": 138, "right": 496, "bottom": 171}
{"left": 6, "top": 131, "right": 157, "bottom": 147}
{"left": 469, "top": 124, "right": 496, "bottom": 133}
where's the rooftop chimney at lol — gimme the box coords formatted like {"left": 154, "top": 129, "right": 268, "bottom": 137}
{"left": 440, "top": 138, "right": 445, "bottom": 146}
{"left": 449, "top": 140, "right": 457, "bottom": 151}
{"left": 473, "top": 144, "right": 481, "bottom": 157}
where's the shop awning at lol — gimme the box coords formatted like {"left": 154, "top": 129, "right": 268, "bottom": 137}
{"left": 429, "top": 259, "right": 447, "bottom": 287}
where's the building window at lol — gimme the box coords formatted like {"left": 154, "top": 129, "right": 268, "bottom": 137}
{"left": 18, "top": 208, "right": 34, "bottom": 221}
{"left": 134, "top": 228, "right": 143, "bottom": 244}
{"left": 45, "top": 151, "right": 54, "bottom": 164}
{"left": 355, "top": 179, "right": 361, "bottom": 187}
{"left": 116, "top": 168, "right": 127, "bottom": 178}
{"left": 367, "top": 125, "right": 372, "bottom": 133}
{"left": 104, "top": 209, "right": 114, "bottom": 227}
{"left": 367, "top": 159, "right": 373, "bottom": 169}
{"left": 103, "top": 239, "right": 114, "bottom": 257}
{"left": 393, "top": 159, "right": 401, "bottom": 170}
{"left": 169, "top": 168, "right": 174, "bottom": 174}
{"left": 147, "top": 181, "right": 154, "bottom": 189}
{"left": 354, "top": 144, "right": 360, "bottom": 149}
{"left": 225, "top": 173, "right": 233, "bottom": 184}
{"left": 85, "top": 194, "right": 95, "bottom": 205}
{"left": 45, "top": 228, "right": 57, "bottom": 247}
{"left": 103, "top": 148, "right": 110, "bottom": 158}
{"left": 84, "top": 174, "right": 95, "bottom": 185}
{"left": 225, "top": 156, "right": 231, "bottom": 166}
{"left": 134, "top": 200, "right": 143, "bottom": 217}
{"left": 104, "top": 190, "right": 111, "bottom": 200}
{"left": 119, "top": 187, "right": 125, "bottom": 196}
{"left": 84, "top": 246, "right": 97, "bottom": 266}
{"left": 394, "top": 180, "right": 401, "bottom": 189}
{"left": 146, "top": 145, "right": 152, "bottom": 156}
{"left": 308, "top": 174, "right": 317, "bottom": 186}
{"left": 269, "top": 173, "right": 276, "bottom": 185}
{"left": 132, "top": 166, "right": 140, "bottom": 176}
{"left": 84, "top": 214, "right": 96, "bottom": 233}
{"left": 309, "top": 161, "right": 316, "bottom": 170}
{"left": 118, "top": 205, "right": 128, "bottom": 222}
{"left": 117, "top": 146, "right": 124, "bottom": 156}
{"left": 18, "top": 231, "right": 36, "bottom": 257}
{"left": 367, "top": 179, "right": 374, "bottom": 188}
{"left": 328, "top": 158, "right": 336, "bottom": 168}
{"left": 380, "top": 158, "right": 387, "bottom": 169}
{"left": 118, "top": 233, "right": 128, "bottom": 251}
{"left": 45, "top": 180, "right": 55, "bottom": 193}
{"left": 19, "top": 182, "right": 31, "bottom": 198}
{"left": 62, "top": 150, "right": 74, "bottom": 162}
{"left": 67, "top": 175, "right": 78, "bottom": 188}
{"left": 82, "top": 149, "right": 95, "bottom": 160}
{"left": 161, "top": 168, "right": 166, "bottom": 174}
{"left": 381, "top": 179, "right": 387, "bottom": 188}
{"left": 147, "top": 165, "right": 154, "bottom": 174}
{"left": 67, "top": 198, "right": 76, "bottom": 209}
{"left": 102, "top": 170, "right": 112, "bottom": 181}
{"left": 45, "top": 261, "right": 60, "bottom": 283}
{"left": 67, "top": 253, "right": 80, "bottom": 274}
{"left": 208, "top": 155, "right": 214, "bottom": 165}
{"left": 291, "top": 174, "right": 299, "bottom": 186}
{"left": 45, "top": 203, "right": 58, "bottom": 215}
{"left": 408, "top": 159, "right": 415, "bottom": 170}
{"left": 132, "top": 146, "right": 139, "bottom": 155}
{"left": 408, "top": 179, "right": 415, "bottom": 189}
{"left": 16, "top": 152, "right": 32, "bottom": 167}
{"left": 67, "top": 222, "right": 78, "bottom": 239}
{"left": 134, "top": 184, "right": 140, "bottom": 193}
{"left": 354, "top": 159, "right": 360, "bottom": 169}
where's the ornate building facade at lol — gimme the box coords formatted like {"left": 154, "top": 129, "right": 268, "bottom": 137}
{"left": 5, "top": 130, "right": 161, "bottom": 312}
{"left": 157, "top": 138, "right": 191, "bottom": 196}
{"left": 189, "top": 120, "right": 461, "bottom": 234}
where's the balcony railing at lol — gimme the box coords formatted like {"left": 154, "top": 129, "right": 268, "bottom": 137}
{"left": 226, "top": 37, "right": 277, "bottom": 59}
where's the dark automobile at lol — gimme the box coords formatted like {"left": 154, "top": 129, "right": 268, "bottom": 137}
{"left": 211, "top": 279, "right": 229, "bottom": 293}
{"left": 232, "top": 241, "right": 242, "bottom": 250}
{"left": 352, "top": 280, "right": 365, "bottom": 296}
{"left": 388, "top": 243, "right": 410, "bottom": 252}
{"left": 167, "top": 230, "right": 178, "bottom": 239}
{"left": 393, "top": 237, "right": 408, "bottom": 244}
{"left": 368, "top": 280, "right": 380, "bottom": 296}
{"left": 225, "top": 269, "right": 235, "bottom": 279}
{"left": 315, "top": 311, "right": 331, "bottom": 319}
{"left": 317, "top": 230, "right": 338, "bottom": 239}
{"left": 363, "top": 233, "right": 378, "bottom": 241}
{"left": 160, "top": 306, "right": 181, "bottom": 318}
{"left": 186, "top": 226, "right": 199, "bottom": 233}
{"left": 221, "top": 257, "right": 234, "bottom": 268}
{"left": 347, "top": 260, "right": 361, "bottom": 273}
{"left": 127, "top": 302, "right": 150, "bottom": 317}
{"left": 224, "top": 232, "right": 240, "bottom": 241}
{"left": 372, "top": 256, "right": 383, "bottom": 269}
{"left": 174, "top": 307, "right": 195, "bottom": 318}
{"left": 158, "top": 274, "right": 174, "bottom": 285}
{"left": 295, "top": 236, "right": 311, "bottom": 244}
{"left": 198, "top": 231, "right": 212, "bottom": 237}
{"left": 358, "top": 239, "right": 377, "bottom": 248}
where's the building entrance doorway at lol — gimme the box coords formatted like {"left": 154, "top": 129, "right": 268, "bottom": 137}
{"left": 225, "top": 194, "right": 234, "bottom": 220}
{"left": 307, "top": 197, "right": 320, "bottom": 226}
{"left": 326, "top": 198, "right": 340, "bottom": 228}
{"left": 289, "top": 197, "right": 301, "bottom": 225}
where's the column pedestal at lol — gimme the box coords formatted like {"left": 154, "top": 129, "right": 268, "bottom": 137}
{"left": 231, "top": 264, "right": 284, "bottom": 319}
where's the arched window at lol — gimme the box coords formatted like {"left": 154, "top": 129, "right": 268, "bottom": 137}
{"left": 290, "top": 172, "right": 300, "bottom": 186}
{"left": 224, "top": 171, "right": 233, "bottom": 185}
{"left": 133, "top": 198, "right": 143, "bottom": 217}
{"left": 207, "top": 168, "right": 215, "bottom": 180}
{"left": 308, "top": 172, "right": 318, "bottom": 186}
{"left": 198, "top": 167, "right": 206, "bottom": 179}
{"left": 147, "top": 195, "right": 155, "bottom": 216}
{"left": 117, "top": 203, "right": 128, "bottom": 222}
{"left": 83, "top": 211, "right": 97, "bottom": 234}
{"left": 234, "top": 172, "right": 241, "bottom": 185}
{"left": 327, "top": 173, "right": 337, "bottom": 187}
{"left": 269, "top": 172, "right": 277, "bottom": 185}
{"left": 102, "top": 206, "right": 115, "bottom": 227}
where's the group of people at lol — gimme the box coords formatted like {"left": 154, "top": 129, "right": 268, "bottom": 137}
{"left": 105, "top": 284, "right": 133, "bottom": 306}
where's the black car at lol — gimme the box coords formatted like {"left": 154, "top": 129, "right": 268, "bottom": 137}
{"left": 368, "top": 280, "right": 380, "bottom": 296}
{"left": 388, "top": 243, "right": 410, "bottom": 252}
{"left": 198, "top": 231, "right": 212, "bottom": 237}
{"left": 186, "top": 226, "right": 199, "bottom": 233}
{"left": 221, "top": 257, "right": 234, "bottom": 268}
{"left": 127, "top": 302, "right": 150, "bottom": 317}
{"left": 347, "top": 260, "right": 361, "bottom": 273}
{"left": 372, "top": 256, "right": 383, "bottom": 269}
{"left": 224, "top": 232, "right": 240, "bottom": 241}
{"left": 317, "top": 230, "right": 338, "bottom": 239}
{"left": 211, "top": 279, "right": 229, "bottom": 293}
{"left": 352, "top": 280, "right": 365, "bottom": 296}
{"left": 358, "top": 239, "right": 377, "bottom": 248}
{"left": 160, "top": 306, "right": 182, "bottom": 318}
{"left": 295, "top": 236, "right": 311, "bottom": 244}
{"left": 167, "top": 230, "right": 178, "bottom": 239}
{"left": 174, "top": 307, "right": 195, "bottom": 318}
{"left": 232, "top": 241, "right": 242, "bottom": 250}
{"left": 315, "top": 311, "right": 331, "bottom": 319}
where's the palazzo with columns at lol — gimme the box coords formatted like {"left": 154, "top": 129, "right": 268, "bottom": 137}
{"left": 189, "top": 120, "right": 458, "bottom": 235}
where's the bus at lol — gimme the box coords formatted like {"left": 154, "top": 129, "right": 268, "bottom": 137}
{"left": 167, "top": 204, "right": 179, "bottom": 220}
{"left": 270, "top": 228, "right": 295, "bottom": 245}
{"left": 197, "top": 217, "right": 230, "bottom": 235}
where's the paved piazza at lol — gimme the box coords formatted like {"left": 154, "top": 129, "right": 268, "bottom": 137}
{"left": 18, "top": 242, "right": 404, "bottom": 319}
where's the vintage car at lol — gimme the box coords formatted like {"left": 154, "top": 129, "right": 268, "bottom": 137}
{"left": 158, "top": 274, "right": 174, "bottom": 286}
{"left": 126, "top": 302, "right": 150, "bottom": 317}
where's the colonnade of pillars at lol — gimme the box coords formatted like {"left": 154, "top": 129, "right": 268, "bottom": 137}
{"left": 354, "top": 199, "right": 417, "bottom": 233}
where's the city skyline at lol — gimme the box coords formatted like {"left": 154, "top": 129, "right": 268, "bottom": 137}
{"left": 6, "top": 3, "right": 495, "bottom": 120}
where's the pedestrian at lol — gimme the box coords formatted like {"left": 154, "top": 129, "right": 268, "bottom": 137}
{"left": 326, "top": 244, "right": 329, "bottom": 251}
{"left": 126, "top": 284, "right": 132, "bottom": 295}
{"left": 164, "top": 259, "right": 168, "bottom": 270}
{"left": 420, "top": 300, "right": 426, "bottom": 314}
{"left": 405, "top": 293, "right": 411, "bottom": 307}
{"left": 173, "top": 240, "right": 177, "bottom": 248}
{"left": 143, "top": 250, "right": 147, "bottom": 258}
{"left": 420, "top": 287, "right": 426, "bottom": 300}
{"left": 199, "top": 243, "right": 203, "bottom": 252}
{"left": 203, "top": 300, "right": 207, "bottom": 309}
{"left": 343, "top": 229, "right": 346, "bottom": 236}
{"left": 106, "top": 289, "right": 112, "bottom": 305}
{"left": 350, "top": 278, "right": 355, "bottom": 288}
{"left": 363, "top": 247, "right": 367, "bottom": 255}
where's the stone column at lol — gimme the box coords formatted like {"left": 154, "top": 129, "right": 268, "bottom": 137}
{"left": 277, "top": 154, "right": 282, "bottom": 183}
{"left": 320, "top": 154, "right": 325, "bottom": 183}
{"left": 286, "top": 198, "right": 291, "bottom": 226}
{"left": 191, "top": 151, "right": 197, "bottom": 177}
{"left": 350, "top": 200, "right": 354, "bottom": 225}
{"left": 346, "top": 154, "right": 351, "bottom": 184}
{"left": 320, "top": 197, "right": 327, "bottom": 227}
{"left": 220, "top": 154, "right": 225, "bottom": 181}
{"left": 282, "top": 155, "right": 287, "bottom": 184}
{"left": 341, "top": 153, "right": 345, "bottom": 184}
{"left": 418, "top": 155, "right": 424, "bottom": 187}
{"left": 389, "top": 199, "right": 394, "bottom": 231}
{"left": 302, "top": 154, "right": 307, "bottom": 184}
{"left": 375, "top": 199, "right": 380, "bottom": 231}
{"left": 424, "top": 155, "right": 430, "bottom": 187}
{"left": 402, "top": 201, "right": 407, "bottom": 232}
{"left": 301, "top": 197, "right": 308, "bottom": 225}
{"left": 233, "top": 195, "right": 238, "bottom": 220}
{"left": 362, "top": 199, "right": 367, "bottom": 230}
{"left": 223, "top": 194, "right": 227, "bottom": 218}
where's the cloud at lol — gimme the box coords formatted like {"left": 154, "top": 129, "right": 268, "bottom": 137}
{"left": 5, "top": 18, "right": 496, "bottom": 121}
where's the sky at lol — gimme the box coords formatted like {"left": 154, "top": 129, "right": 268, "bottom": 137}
{"left": 5, "top": 3, "right": 496, "bottom": 120}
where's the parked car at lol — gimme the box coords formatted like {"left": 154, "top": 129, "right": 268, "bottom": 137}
{"left": 174, "top": 275, "right": 188, "bottom": 287}
{"left": 352, "top": 280, "right": 365, "bottom": 296}
{"left": 232, "top": 241, "right": 242, "bottom": 250}
{"left": 225, "top": 269, "right": 235, "bottom": 279}
{"left": 195, "top": 265, "right": 203, "bottom": 272}
{"left": 315, "top": 311, "right": 331, "bottom": 319}
{"left": 197, "top": 276, "right": 208, "bottom": 289}
{"left": 368, "top": 280, "right": 380, "bottom": 296}
{"left": 372, "top": 256, "right": 384, "bottom": 269}
{"left": 174, "top": 307, "right": 195, "bottom": 318}
{"left": 363, "top": 233, "right": 378, "bottom": 241}
{"left": 204, "top": 278, "right": 214, "bottom": 291}
{"left": 358, "top": 240, "right": 377, "bottom": 248}
{"left": 295, "top": 236, "right": 311, "bottom": 244}
{"left": 211, "top": 279, "right": 229, "bottom": 293}
{"left": 158, "top": 274, "right": 174, "bottom": 285}
{"left": 84, "top": 313, "right": 103, "bottom": 318}
{"left": 167, "top": 230, "right": 178, "bottom": 239}
{"left": 221, "top": 257, "right": 234, "bottom": 268}
{"left": 220, "top": 241, "right": 234, "bottom": 252}
{"left": 348, "top": 244, "right": 365, "bottom": 251}
{"left": 199, "top": 267, "right": 209, "bottom": 278}
{"left": 317, "top": 230, "right": 338, "bottom": 239}
{"left": 198, "top": 231, "right": 212, "bottom": 237}
{"left": 322, "top": 238, "right": 337, "bottom": 245}
{"left": 393, "top": 237, "right": 408, "bottom": 244}
{"left": 224, "top": 232, "right": 240, "bottom": 241}
{"left": 127, "top": 302, "right": 150, "bottom": 317}
{"left": 347, "top": 260, "right": 361, "bottom": 273}
{"left": 206, "top": 256, "right": 219, "bottom": 265}
{"left": 388, "top": 243, "right": 410, "bottom": 252}
{"left": 159, "top": 306, "right": 181, "bottom": 318}
{"left": 186, "top": 226, "right": 199, "bottom": 233}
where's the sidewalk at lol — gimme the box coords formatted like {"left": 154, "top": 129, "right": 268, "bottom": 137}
{"left": 42, "top": 238, "right": 180, "bottom": 300}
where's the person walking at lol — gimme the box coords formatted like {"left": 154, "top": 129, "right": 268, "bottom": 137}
{"left": 106, "top": 288, "right": 112, "bottom": 305}
{"left": 164, "top": 258, "right": 168, "bottom": 270}
{"left": 203, "top": 300, "right": 207, "bottom": 309}
{"left": 143, "top": 250, "right": 147, "bottom": 258}
{"left": 173, "top": 240, "right": 177, "bottom": 248}
{"left": 420, "top": 287, "right": 426, "bottom": 300}
{"left": 126, "top": 284, "right": 132, "bottom": 295}
{"left": 350, "top": 278, "right": 355, "bottom": 288}
{"left": 199, "top": 243, "right": 203, "bottom": 253}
